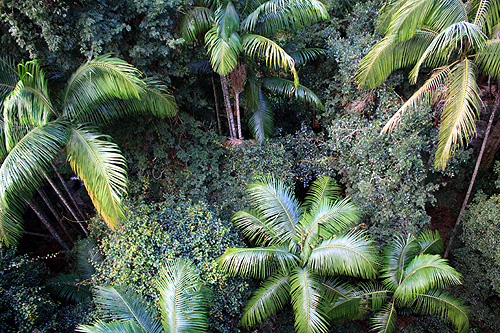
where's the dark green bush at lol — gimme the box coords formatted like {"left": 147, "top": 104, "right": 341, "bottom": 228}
{"left": 90, "top": 198, "right": 252, "bottom": 332}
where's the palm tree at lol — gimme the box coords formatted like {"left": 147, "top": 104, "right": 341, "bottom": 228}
{"left": 356, "top": 0, "right": 500, "bottom": 170}
{"left": 77, "top": 258, "right": 211, "bottom": 333}
{"left": 217, "top": 176, "right": 379, "bottom": 333}
{"left": 0, "top": 54, "right": 177, "bottom": 246}
{"left": 181, "top": 0, "right": 328, "bottom": 140}
{"left": 353, "top": 231, "right": 468, "bottom": 333}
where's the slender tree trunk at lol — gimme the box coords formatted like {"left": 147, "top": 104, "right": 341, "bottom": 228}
{"left": 211, "top": 75, "right": 223, "bottom": 136}
{"left": 42, "top": 170, "right": 88, "bottom": 236}
{"left": 234, "top": 92, "right": 242, "bottom": 139}
{"left": 37, "top": 188, "right": 74, "bottom": 243}
{"left": 444, "top": 84, "right": 500, "bottom": 258}
{"left": 51, "top": 163, "right": 86, "bottom": 221}
{"left": 220, "top": 74, "right": 237, "bottom": 138}
{"left": 25, "top": 198, "right": 69, "bottom": 250}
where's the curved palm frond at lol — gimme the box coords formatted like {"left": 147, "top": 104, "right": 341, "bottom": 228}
{"left": 215, "top": 1, "right": 240, "bottom": 40}
{"left": 241, "top": 272, "right": 291, "bottom": 327}
{"left": 157, "top": 259, "right": 210, "bottom": 333}
{"left": 77, "top": 320, "right": 146, "bottom": 333}
{"left": 290, "top": 267, "right": 330, "bottom": 333}
{"left": 395, "top": 254, "right": 462, "bottom": 304}
{"left": 46, "top": 273, "right": 92, "bottom": 303}
{"left": 381, "top": 62, "right": 454, "bottom": 134}
{"left": 217, "top": 247, "right": 299, "bottom": 279}
{"left": 307, "top": 231, "right": 379, "bottom": 278}
{"left": 356, "top": 31, "right": 435, "bottom": 89}
{"left": 371, "top": 301, "right": 397, "bottom": 333}
{"left": 424, "top": 0, "right": 469, "bottom": 32}
{"left": 409, "top": 21, "right": 486, "bottom": 83}
{"left": 180, "top": 6, "right": 214, "bottom": 42}
{"left": 0, "top": 116, "right": 7, "bottom": 162}
{"left": 417, "top": 230, "right": 443, "bottom": 254}
{"left": 435, "top": 58, "right": 481, "bottom": 170}
{"left": 0, "top": 195, "right": 26, "bottom": 247}
{"left": 476, "top": 38, "right": 500, "bottom": 78}
{"left": 205, "top": 27, "right": 243, "bottom": 75}
{"left": 133, "top": 78, "right": 178, "bottom": 118}
{"left": 354, "top": 281, "right": 391, "bottom": 311}
{"left": 62, "top": 54, "right": 144, "bottom": 121}
{"left": 302, "top": 175, "right": 340, "bottom": 212}
{"left": 413, "top": 289, "right": 469, "bottom": 333}
{"left": 241, "top": 0, "right": 329, "bottom": 35}
{"left": 321, "top": 278, "right": 364, "bottom": 321}
{"left": 262, "top": 77, "right": 324, "bottom": 110}
{"left": 0, "top": 55, "right": 19, "bottom": 100}
{"left": 66, "top": 125, "right": 126, "bottom": 229}
{"left": 242, "top": 34, "right": 298, "bottom": 85}
{"left": 288, "top": 48, "right": 326, "bottom": 66}
{"left": 246, "top": 177, "right": 302, "bottom": 239}
{"left": 381, "top": 233, "right": 420, "bottom": 290}
{"left": 232, "top": 209, "right": 288, "bottom": 246}
{"left": 93, "top": 286, "right": 161, "bottom": 333}
{"left": 246, "top": 83, "right": 274, "bottom": 141}
{"left": 468, "top": 0, "right": 500, "bottom": 33}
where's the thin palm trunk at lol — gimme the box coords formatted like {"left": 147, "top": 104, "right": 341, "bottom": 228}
{"left": 25, "top": 198, "right": 70, "bottom": 250}
{"left": 220, "top": 74, "right": 237, "bottom": 138}
{"left": 234, "top": 92, "right": 242, "bottom": 139}
{"left": 212, "top": 75, "right": 223, "bottom": 135}
{"left": 42, "top": 170, "right": 88, "bottom": 236}
{"left": 51, "top": 163, "right": 86, "bottom": 221}
{"left": 445, "top": 83, "right": 500, "bottom": 258}
{"left": 37, "top": 188, "right": 74, "bottom": 243}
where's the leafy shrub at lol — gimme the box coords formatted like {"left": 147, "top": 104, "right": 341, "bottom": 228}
{"left": 90, "top": 198, "right": 252, "bottom": 332}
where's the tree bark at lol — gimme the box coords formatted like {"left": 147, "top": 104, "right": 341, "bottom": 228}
{"left": 26, "top": 198, "right": 69, "bottom": 250}
{"left": 234, "top": 92, "right": 242, "bottom": 139}
{"left": 37, "top": 188, "right": 74, "bottom": 243}
{"left": 480, "top": 82, "right": 500, "bottom": 170}
{"left": 211, "top": 75, "right": 223, "bottom": 136}
{"left": 220, "top": 74, "right": 237, "bottom": 138}
{"left": 51, "top": 163, "right": 86, "bottom": 221}
{"left": 444, "top": 83, "right": 500, "bottom": 258}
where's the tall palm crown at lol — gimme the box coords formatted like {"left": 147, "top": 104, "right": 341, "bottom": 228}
{"left": 77, "top": 259, "right": 210, "bottom": 333}
{"left": 356, "top": 0, "right": 500, "bottom": 170}
{"left": 0, "top": 55, "right": 177, "bottom": 246}
{"left": 181, "top": 0, "right": 328, "bottom": 140}
{"left": 356, "top": 231, "right": 468, "bottom": 333}
{"left": 218, "top": 176, "right": 379, "bottom": 333}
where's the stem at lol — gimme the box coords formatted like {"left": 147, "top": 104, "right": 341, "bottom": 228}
{"left": 444, "top": 83, "right": 500, "bottom": 257}
{"left": 37, "top": 188, "right": 74, "bottom": 243}
{"left": 212, "top": 75, "right": 222, "bottom": 136}
{"left": 25, "top": 198, "right": 69, "bottom": 251}
{"left": 51, "top": 163, "right": 86, "bottom": 221}
{"left": 234, "top": 91, "right": 242, "bottom": 139}
{"left": 220, "top": 74, "right": 237, "bottom": 138}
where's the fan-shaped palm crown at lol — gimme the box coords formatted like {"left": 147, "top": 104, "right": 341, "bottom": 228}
{"left": 356, "top": 0, "right": 500, "bottom": 170}
{"left": 0, "top": 54, "right": 177, "bottom": 246}
{"left": 77, "top": 258, "right": 210, "bottom": 333}
{"left": 354, "top": 231, "right": 468, "bottom": 333}
{"left": 218, "top": 176, "right": 379, "bottom": 333}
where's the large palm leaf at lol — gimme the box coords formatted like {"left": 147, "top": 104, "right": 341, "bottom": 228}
{"left": 232, "top": 209, "right": 289, "bottom": 246}
{"left": 180, "top": 6, "right": 214, "bottom": 42}
{"left": 0, "top": 56, "right": 18, "bottom": 100}
{"left": 66, "top": 125, "right": 126, "bottom": 229}
{"left": 77, "top": 320, "right": 146, "bottom": 333}
{"left": 261, "top": 77, "right": 325, "bottom": 110}
{"left": 302, "top": 175, "right": 340, "bottom": 212}
{"left": 380, "top": 233, "right": 420, "bottom": 290}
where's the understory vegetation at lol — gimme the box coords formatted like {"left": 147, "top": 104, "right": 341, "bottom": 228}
{"left": 1, "top": 0, "right": 499, "bottom": 332}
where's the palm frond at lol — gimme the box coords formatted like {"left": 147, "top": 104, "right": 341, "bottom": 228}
{"left": 205, "top": 27, "right": 243, "bottom": 75}
{"left": 371, "top": 301, "right": 397, "bottom": 333}
{"left": 289, "top": 267, "right": 330, "bottom": 333}
{"left": 476, "top": 38, "right": 500, "bottom": 78}
{"left": 241, "top": 272, "right": 291, "bottom": 327}
{"left": 242, "top": 34, "right": 298, "bottom": 85}
{"left": 217, "top": 247, "right": 299, "bottom": 279}
{"left": 262, "top": 77, "right": 324, "bottom": 110}
{"left": 435, "top": 58, "right": 481, "bottom": 170}
{"left": 409, "top": 21, "right": 486, "bottom": 83}
{"left": 180, "top": 6, "right": 214, "bottom": 42}
{"left": 241, "top": 0, "right": 329, "bottom": 35}
{"left": 381, "top": 233, "right": 420, "bottom": 290}
{"left": 473, "top": 0, "right": 492, "bottom": 27}
{"left": 307, "top": 231, "right": 379, "bottom": 279}
{"left": 417, "top": 230, "right": 443, "bottom": 254}
{"left": 46, "top": 273, "right": 92, "bottom": 303}
{"left": 93, "top": 286, "right": 161, "bottom": 333}
{"left": 424, "top": 0, "right": 469, "bottom": 33}
{"left": 381, "top": 62, "right": 454, "bottom": 134}
{"left": 395, "top": 254, "right": 462, "bottom": 304}
{"left": 321, "top": 278, "right": 364, "bottom": 321}
{"left": 66, "top": 125, "right": 126, "bottom": 229}
{"left": 232, "top": 209, "right": 288, "bottom": 246}
{"left": 247, "top": 84, "right": 274, "bottom": 141}
{"left": 288, "top": 48, "right": 326, "bottom": 66}
{"left": 246, "top": 177, "right": 302, "bottom": 240}
{"left": 0, "top": 116, "right": 7, "bottom": 162}
{"left": 356, "top": 32, "right": 435, "bottom": 89}
{"left": 62, "top": 54, "right": 144, "bottom": 121}
{"left": 413, "top": 289, "right": 469, "bottom": 333}
{"left": 0, "top": 55, "right": 19, "bottom": 100}
{"left": 215, "top": 1, "right": 240, "bottom": 41}
{"left": 157, "top": 259, "right": 210, "bottom": 333}
{"left": 77, "top": 320, "right": 146, "bottom": 333}
{"left": 468, "top": 0, "right": 500, "bottom": 33}
{"left": 354, "top": 281, "right": 391, "bottom": 311}
{"left": 302, "top": 175, "right": 340, "bottom": 212}
{"left": 0, "top": 196, "right": 26, "bottom": 247}
{"left": 187, "top": 60, "right": 214, "bottom": 74}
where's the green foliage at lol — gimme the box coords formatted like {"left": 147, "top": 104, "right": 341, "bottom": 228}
{"left": 89, "top": 198, "right": 251, "bottom": 332}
